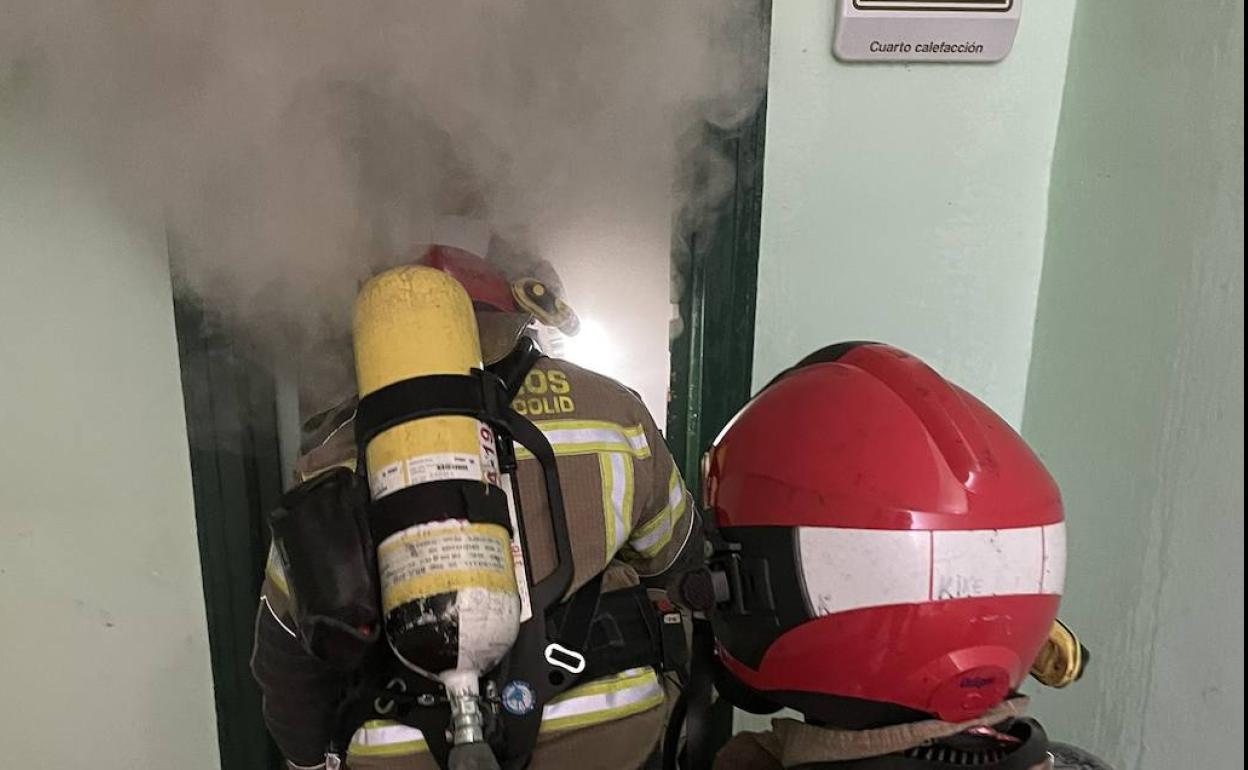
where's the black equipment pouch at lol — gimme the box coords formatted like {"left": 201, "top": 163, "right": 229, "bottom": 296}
{"left": 269, "top": 467, "right": 382, "bottom": 671}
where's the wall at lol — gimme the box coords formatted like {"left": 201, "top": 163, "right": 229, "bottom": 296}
{"left": 753, "top": 0, "right": 1076, "bottom": 426}
{"left": 0, "top": 122, "right": 221, "bottom": 767}
{"left": 1021, "top": 2, "right": 1245, "bottom": 768}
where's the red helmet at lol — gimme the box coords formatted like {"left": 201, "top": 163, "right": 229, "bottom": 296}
{"left": 397, "top": 215, "right": 515, "bottom": 312}
{"left": 417, "top": 246, "right": 517, "bottom": 313}
{"left": 704, "top": 342, "right": 1065, "bottom": 726}
{"left": 404, "top": 221, "right": 584, "bottom": 367}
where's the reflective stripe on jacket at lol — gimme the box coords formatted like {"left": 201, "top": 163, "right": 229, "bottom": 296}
{"left": 348, "top": 668, "right": 664, "bottom": 758}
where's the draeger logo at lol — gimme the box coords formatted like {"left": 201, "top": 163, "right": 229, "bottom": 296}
{"left": 854, "top": 0, "right": 1013, "bottom": 11}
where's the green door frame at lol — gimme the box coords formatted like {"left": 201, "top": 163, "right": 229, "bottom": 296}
{"left": 667, "top": 96, "right": 770, "bottom": 494}
{"left": 174, "top": 287, "right": 284, "bottom": 770}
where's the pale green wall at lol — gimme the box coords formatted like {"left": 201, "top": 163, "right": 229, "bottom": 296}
{"left": 1021, "top": 2, "right": 1245, "bottom": 768}
{"left": 753, "top": 0, "right": 1077, "bottom": 426}
{"left": 0, "top": 125, "right": 221, "bottom": 767}
{"left": 751, "top": 3, "right": 1244, "bottom": 764}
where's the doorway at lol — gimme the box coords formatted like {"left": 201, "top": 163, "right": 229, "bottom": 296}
{"left": 174, "top": 22, "right": 769, "bottom": 770}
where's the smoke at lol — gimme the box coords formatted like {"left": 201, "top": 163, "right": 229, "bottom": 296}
{"left": 1, "top": 1, "right": 766, "bottom": 410}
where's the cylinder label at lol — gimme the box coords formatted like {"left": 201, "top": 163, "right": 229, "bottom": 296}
{"left": 378, "top": 520, "right": 517, "bottom": 611}
{"left": 368, "top": 421, "right": 504, "bottom": 500}
{"left": 379, "top": 520, "right": 521, "bottom": 675}
{"left": 369, "top": 452, "right": 483, "bottom": 499}
{"left": 406, "top": 453, "right": 482, "bottom": 485}
{"left": 370, "top": 462, "right": 404, "bottom": 499}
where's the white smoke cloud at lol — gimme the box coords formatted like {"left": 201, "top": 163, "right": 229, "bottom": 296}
{"left": 1, "top": 1, "right": 766, "bottom": 410}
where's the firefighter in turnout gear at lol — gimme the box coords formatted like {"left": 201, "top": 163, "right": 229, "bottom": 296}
{"left": 252, "top": 220, "right": 700, "bottom": 770}
{"left": 679, "top": 342, "right": 1110, "bottom": 770}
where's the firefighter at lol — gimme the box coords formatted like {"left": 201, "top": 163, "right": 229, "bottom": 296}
{"left": 253, "top": 219, "right": 700, "bottom": 770}
{"left": 679, "top": 342, "right": 1111, "bottom": 770}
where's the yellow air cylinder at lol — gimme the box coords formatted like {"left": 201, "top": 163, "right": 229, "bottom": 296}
{"left": 353, "top": 265, "right": 520, "bottom": 744}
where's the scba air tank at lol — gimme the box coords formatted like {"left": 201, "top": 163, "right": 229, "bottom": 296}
{"left": 353, "top": 265, "right": 520, "bottom": 746}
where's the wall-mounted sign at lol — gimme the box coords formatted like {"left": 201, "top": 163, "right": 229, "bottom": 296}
{"left": 834, "top": 0, "right": 1022, "bottom": 63}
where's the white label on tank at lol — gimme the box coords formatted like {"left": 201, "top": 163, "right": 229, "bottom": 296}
{"left": 404, "top": 453, "right": 482, "bottom": 485}
{"left": 370, "top": 462, "right": 405, "bottom": 499}
{"left": 501, "top": 472, "right": 533, "bottom": 622}
{"left": 378, "top": 521, "right": 512, "bottom": 596}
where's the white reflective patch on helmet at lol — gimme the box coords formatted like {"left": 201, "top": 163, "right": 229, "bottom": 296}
{"left": 798, "top": 524, "right": 1066, "bottom": 617}
{"left": 1040, "top": 523, "right": 1066, "bottom": 595}
{"left": 932, "top": 527, "right": 1044, "bottom": 600}
{"left": 799, "top": 528, "right": 930, "bottom": 617}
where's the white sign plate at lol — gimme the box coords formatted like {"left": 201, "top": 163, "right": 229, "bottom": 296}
{"left": 834, "top": 0, "right": 1022, "bottom": 63}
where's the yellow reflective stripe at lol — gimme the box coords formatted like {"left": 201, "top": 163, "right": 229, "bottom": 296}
{"left": 669, "top": 466, "right": 686, "bottom": 514}
{"left": 622, "top": 457, "right": 635, "bottom": 551}
{"left": 600, "top": 454, "right": 617, "bottom": 562}
{"left": 545, "top": 667, "right": 656, "bottom": 704}
{"left": 629, "top": 518, "right": 670, "bottom": 559}
{"left": 347, "top": 669, "right": 663, "bottom": 757}
{"left": 265, "top": 543, "right": 289, "bottom": 597}
{"left": 628, "top": 467, "right": 688, "bottom": 558}
{"left": 540, "top": 667, "right": 664, "bottom": 733}
{"left": 534, "top": 419, "right": 648, "bottom": 442}
{"left": 599, "top": 452, "right": 635, "bottom": 561}
{"left": 515, "top": 420, "right": 651, "bottom": 460}
{"left": 349, "top": 720, "right": 428, "bottom": 757}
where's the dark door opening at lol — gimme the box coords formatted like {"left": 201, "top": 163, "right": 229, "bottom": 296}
{"left": 173, "top": 9, "right": 769, "bottom": 765}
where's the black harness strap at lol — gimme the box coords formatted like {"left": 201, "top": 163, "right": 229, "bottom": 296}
{"left": 548, "top": 583, "right": 669, "bottom": 681}
{"left": 354, "top": 373, "right": 511, "bottom": 454}
{"left": 369, "top": 480, "right": 513, "bottom": 539}
{"left": 675, "top": 526, "right": 746, "bottom": 770}
{"left": 546, "top": 572, "right": 604, "bottom": 673}
{"left": 683, "top": 618, "right": 720, "bottom": 770}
